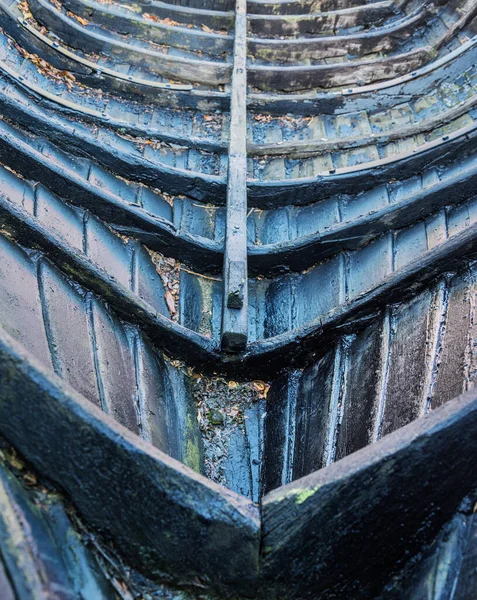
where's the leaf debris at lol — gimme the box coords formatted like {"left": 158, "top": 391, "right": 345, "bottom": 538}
{"left": 146, "top": 249, "right": 181, "bottom": 321}
{"left": 192, "top": 376, "right": 269, "bottom": 487}
{"left": 15, "top": 42, "right": 79, "bottom": 90}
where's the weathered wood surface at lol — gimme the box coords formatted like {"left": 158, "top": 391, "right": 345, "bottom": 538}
{"left": 248, "top": 6, "right": 433, "bottom": 63}
{"left": 0, "top": 459, "right": 115, "bottom": 599}
{"left": 0, "top": 0, "right": 477, "bottom": 596}
{"left": 29, "top": 0, "right": 232, "bottom": 86}
{"left": 248, "top": 1, "right": 396, "bottom": 36}
{"left": 261, "top": 264, "right": 477, "bottom": 492}
{"left": 0, "top": 328, "right": 260, "bottom": 596}
{"left": 261, "top": 388, "right": 477, "bottom": 599}
{"left": 382, "top": 508, "right": 477, "bottom": 600}
{"left": 222, "top": 0, "right": 248, "bottom": 351}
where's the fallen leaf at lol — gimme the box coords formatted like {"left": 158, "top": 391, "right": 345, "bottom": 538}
{"left": 143, "top": 12, "right": 159, "bottom": 21}
{"left": 23, "top": 472, "right": 37, "bottom": 486}
{"left": 201, "top": 24, "right": 227, "bottom": 35}
{"left": 253, "top": 114, "right": 272, "bottom": 124}
{"left": 165, "top": 290, "right": 176, "bottom": 316}
{"left": 253, "top": 380, "right": 266, "bottom": 392}
{"left": 66, "top": 10, "right": 89, "bottom": 26}
{"left": 253, "top": 380, "right": 270, "bottom": 399}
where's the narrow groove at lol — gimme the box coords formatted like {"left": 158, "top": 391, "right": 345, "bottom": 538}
{"left": 390, "top": 229, "right": 396, "bottom": 274}
{"left": 283, "top": 370, "right": 299, "bottom": 486}
{"left": 85, "top": 161, "right": 93, "bottom": 183}
{"left": 130, "top": 244, "right": 137, "bottom": 294}
{"left": 257, "top": 406, "right": 265, "bottom": 502}
{"left": 339, "top": 252, "right": 347, "bottom": 305}
{"left": 463, "top": 265, "right": 477, "bottom": 392}
{"left": 131, "top": 330, "right": 146, "bottom": 440}
{"left": 372, "top": 307, "right": 393, "bottom": 443}
{"left": 289, "top": 277, "right": 297, "bottom": 330}
{"left": 82, "top": 210, "right": 89, "bottom": 256}
{"left": 324, "top": 340, "right": 344, "bottom": 467}
{"left": 444, "top": 205, "right": 450, "bottom": 240}
{"left": 32, "top": 183, "right": 39, "bottom": 218}
{"left": 423, "top": 279, "right": 449, "bottom": 414}
{"left": 36, "top": 258, "right": 62, "bottom": 377}
{"left": 243, "top": 416, "right": 255, "bottom": 501}
{"left": 85, "top": 293, "right": 107, "bottom": 414}
{"left": 343, "top": 251, "right": 350, "bottom": 304}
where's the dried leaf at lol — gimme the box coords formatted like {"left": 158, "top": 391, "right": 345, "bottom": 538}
{"left": 253, "top": 380, "right": 270, "bottom": 399}
{"left": 143, "top": 14, "right": 181, "bottom": 27}
{"left": 23, "top": 472, "right": 37, "bottom": 486}
{"left": 253, "top": 380, "right": 266, "bottom": 392}
{"left": 201, "top": 24, "right": 227, "bottom": 35}
{"left": 253, "top": 114, "right": 272, "bottom": 124}
{"left": 66, "top": 10, "right": 89, "bottom": 26}
{"left": 165, "top": 290, "right": 176, "bottom": 316}
{"left": 9, "top": 454, "right": 25, "bottom": 470}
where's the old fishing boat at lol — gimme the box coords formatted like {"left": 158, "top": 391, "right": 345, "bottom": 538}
{"left": 0, "top": 0, "right": 476, "bottom": 597}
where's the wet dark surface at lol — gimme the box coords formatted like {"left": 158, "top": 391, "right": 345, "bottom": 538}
{"left": 0, "top": 0, "right": 477, "bottom": 597}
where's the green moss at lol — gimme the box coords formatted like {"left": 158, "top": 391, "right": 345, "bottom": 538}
{"left": 184, "top": 437, "right": 201, "bottom": 473}
{"left": 208, "top": 409, "right": 224, "bottom": 426}
{"left": 183, "top": 413, "right": 202, "bottom": 473}
{"left": 273, "top": 483, "right": 322, "bottom": 505}
{"left": 294, "top": 484, "right": 321, "bottom": 505}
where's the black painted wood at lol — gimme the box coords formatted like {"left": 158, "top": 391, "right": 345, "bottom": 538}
{"left": 0, "top": 460, "right": 115, "bottom": 599}
{"left": 261, "top": 388, "right": 477, "bottom": 599}
{"left": 0, "top": 327, "right": 260, "bottom": 597}
{"left": 1, "top": 0, "right": 477, "bottom": 595}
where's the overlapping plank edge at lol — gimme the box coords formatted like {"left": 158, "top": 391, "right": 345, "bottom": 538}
{"left": 0, "top": 327, "right": 260, "bottom": 597}
{"left": 0, "top": 1, "right": 230, "bottom": 109}
{"left": 0, "top": 57, "right": 228, "bottom": 202}
{"left": 0, "top": 164, "right": 220, "bottom": 359}
{"left": 0, "top": 452, "right": 117, "bottom": 598}
{"left": 2, "top": 153, "right": 475, "bottom": 379}
{"left": 27, "top": 0, "right": 233, "bottom": 86}
{"left": 261, "top": 388, "right": 477, "bottom": 599}
{"left": 0, "top": 322, "right": 477, "bottom": 598}
{"left": 1, "top": 0, "right": 477, "bottom": 596}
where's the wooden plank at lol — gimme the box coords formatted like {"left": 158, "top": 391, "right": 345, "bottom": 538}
{"left": 0, "top": 185, "right": 216, "bottom": 372}
{"left": 0, "top": 461, "right": 114, "bottom": 598}
{"left": 261, "top": 371, "right": 301, "bottom": 494}
{"left": 261, "top": 388, "right": 477, "bottom": 599}
{"left": 292, "top": 348, "right": 337, "bottom": 479}
{"left": 380, "top": 289, "right": 435, "bottom": 436}
{"left": 334, "top": 317, "right": 386, "bottom": 460}
{"left": 453, "top": 515, "right": 477, "bottom": 599}
{"left": 221, "top": 0, "right": 248, "bottom": 352}
{"left": 433, "top": 269, "right": 475, "bottom": 408}
{"left": 0, "top": 327, "right": 260, "bottom": 596}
